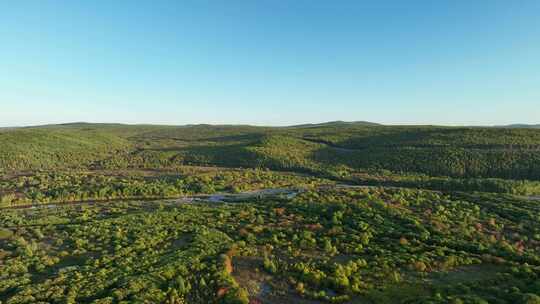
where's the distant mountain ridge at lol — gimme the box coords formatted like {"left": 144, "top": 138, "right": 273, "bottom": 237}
{"left": 5, "top": 121, "right": 540, "bottom": 129}
{"left": 499, "top": 124, "right": 540, "bottom": 129}
{"left": 290, "top": 121, "right": 382, "bottom": 128}
{"left": 4, "top": 121, "right": 382, "bottom": 129}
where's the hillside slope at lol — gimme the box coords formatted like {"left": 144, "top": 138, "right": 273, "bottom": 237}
{"left": 3, "top": 123, "right": 540, "bottom": 180}
{"left": 0, "top": 127, "right": 131, "bottom": 171}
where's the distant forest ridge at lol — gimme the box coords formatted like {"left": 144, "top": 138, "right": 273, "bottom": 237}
{"left": 1, "top": 122, "right": 540, "bottom": 182}
{"left": 2, "top": 120, "right": 540, "bottom": 129}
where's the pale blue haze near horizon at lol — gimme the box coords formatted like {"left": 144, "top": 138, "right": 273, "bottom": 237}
{"left": 1, "top": 0, "right": 539, "bottom": 127}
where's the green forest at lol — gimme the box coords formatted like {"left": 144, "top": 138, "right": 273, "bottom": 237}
{"left": 1, "top": 123, "right": 540, "bottom": 304}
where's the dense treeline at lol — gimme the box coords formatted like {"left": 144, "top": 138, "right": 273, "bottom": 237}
{"left": 321, "top": 146, "right": 540, "bottom": 180}
{"left": 296, "top": 126, "right": 540, "bottom": 149}
{"left": 0, "top": 169, "right": 326, "bottom": 207}
{"left": 348, "top": 171, "right": 540, "bottom": 196}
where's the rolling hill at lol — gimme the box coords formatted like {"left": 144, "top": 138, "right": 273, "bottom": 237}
{"left": 1, "top": 123, "right": 540, "bottom": 180}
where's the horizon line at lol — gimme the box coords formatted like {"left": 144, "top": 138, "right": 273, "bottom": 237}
{"left": 2, "top": 120, "right": 539, "bottom": 129}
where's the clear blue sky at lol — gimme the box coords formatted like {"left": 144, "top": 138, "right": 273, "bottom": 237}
{"left": 1, "top": 1, "right": 539, "bottom": 127}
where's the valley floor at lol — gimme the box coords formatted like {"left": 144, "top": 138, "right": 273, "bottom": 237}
{"left": 1, "top": 168, "right": 540, "bottom": 304}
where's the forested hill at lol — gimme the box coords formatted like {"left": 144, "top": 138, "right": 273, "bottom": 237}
{"left": 502, "top": 124, "right": 540, "bottom": 129}
{"left": 289, "top": 120, "right": 382, "bottom": 128}
{"left": 2, "top": 123, "right": 540, "bottom": 180}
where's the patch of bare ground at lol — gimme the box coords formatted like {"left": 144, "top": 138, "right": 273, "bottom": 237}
{"left": 232, "top": 256, "right": 325, "bottom": 304}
